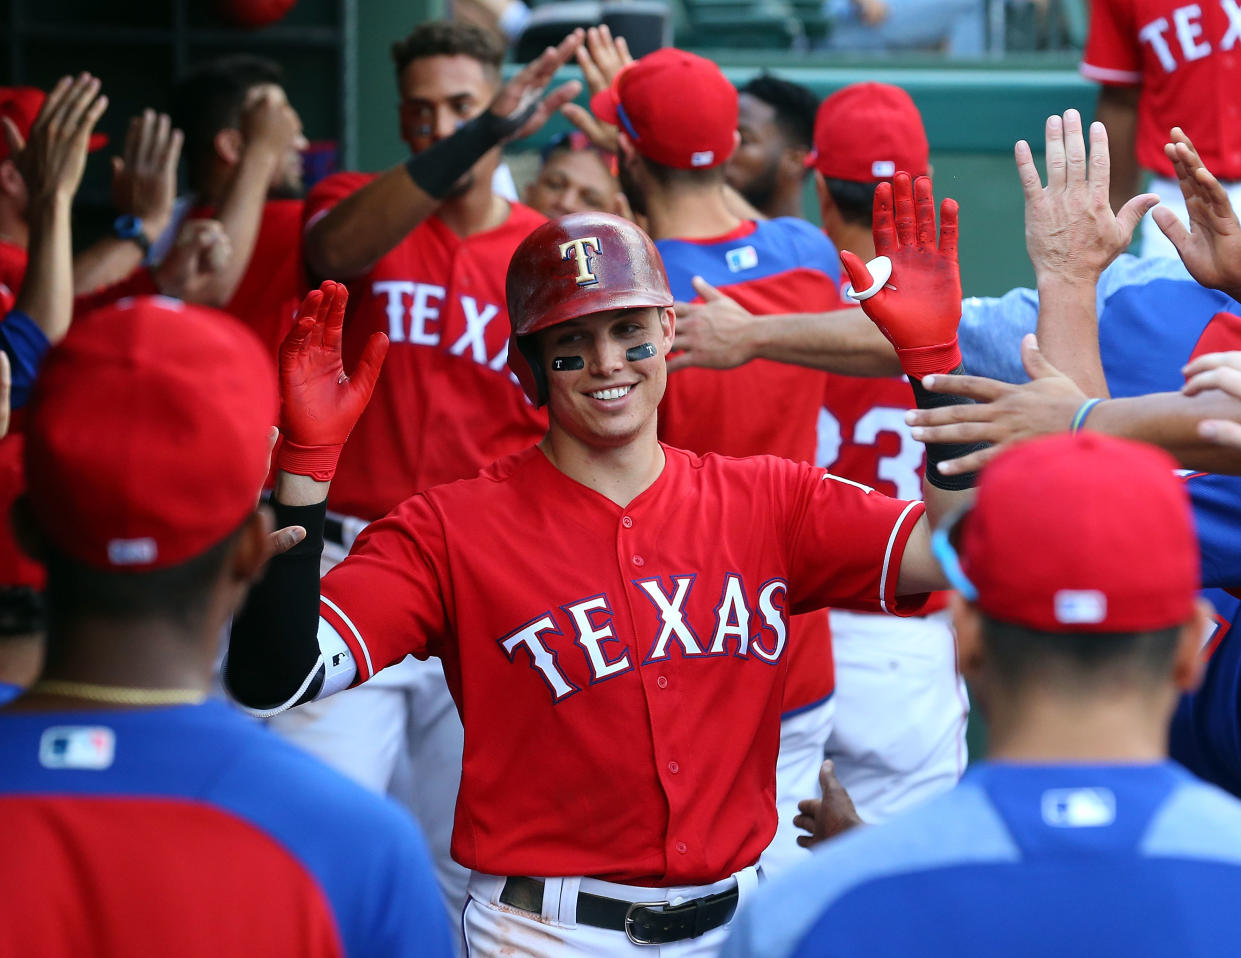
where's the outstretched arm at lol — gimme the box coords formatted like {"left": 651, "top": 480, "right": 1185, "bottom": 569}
{"left": 305, "top": 33, "right": 583, "bottom": 280}
{"left": 226, "top": 282, "right": 388, "bottom": 712}
{"left": 670, "top": 276, "right": 901, "bottom": 376}
{"left": 906, "top": 332, "right": 1241, "bottom": 476}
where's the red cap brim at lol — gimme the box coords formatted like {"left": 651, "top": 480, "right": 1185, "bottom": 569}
{"left": 589, "top": 86, "right": 621, "bottom": 126}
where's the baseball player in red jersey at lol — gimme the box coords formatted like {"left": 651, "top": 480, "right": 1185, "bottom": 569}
{"left": 267, "top": 24, "right": 583, "bottom": 939}
{"left": 806, "top": 83, "right": 968, "bottom": 822}
{"left": 1082, "top": 0, "right": 1241, "bottom": 256}
{"left": 583, "top": 46, "right": 843, "bottom": 875}
{"left": 227, "top": 164, "right": 979, "bottom": 953}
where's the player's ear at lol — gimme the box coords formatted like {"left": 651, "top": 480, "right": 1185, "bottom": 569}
{"left": 950, "top": 591, "right": 984, "bottom": 681}
{"left": 725, "top": 129, "right": 741, "bottom": 164}
{"left": 658, "top": 305, "right": 675, "bottom": 351}
{"left": 1172, "top": 598, "right": 1212, "bottom": 693}
{"left": 214, "top": 127, "right": 244, "bottom": 167}
{"left": 10, "top": 495, "right": 46, "bottom": 563}
{"left": 782, "top": 146, "right": 810, "bottom": 184}
{"left": 617, "top": 133, "right": 639, "bottom": 168}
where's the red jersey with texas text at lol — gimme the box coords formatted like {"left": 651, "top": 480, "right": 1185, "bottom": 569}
{"left": 318, "top": 444, "right": 928, "bottom": 885}
{"left": 1081, "top": 0, "right": 1241, "bottom": 177}
{"left": 303, "top": 173, "right": 547, "bottom": 520}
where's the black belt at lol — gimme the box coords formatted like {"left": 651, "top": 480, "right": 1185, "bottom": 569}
{"left": 499, "top": 876, "right": 739, "bottom": 946}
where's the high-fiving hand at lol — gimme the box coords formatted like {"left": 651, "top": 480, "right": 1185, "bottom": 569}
{"left": 276, "top": 281, "right": 389, "bottom": 482}
{"left": 840, "top": 173, "right": 962, "bottom": 378}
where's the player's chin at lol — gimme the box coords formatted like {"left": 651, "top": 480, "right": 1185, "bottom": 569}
{"left": 444, "top": 171, "right": 475, "bottom": 199}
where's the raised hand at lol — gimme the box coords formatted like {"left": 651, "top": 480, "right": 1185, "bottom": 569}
{"left": 1, "top": 74, "right": 108, "bottom": 203}
{"left": 276, "top": 281, "right": 389, "bottom": 481}
{"left": 0, "top": 351, "right": 10, "bottom": 440}
{"left": 153, "top": 219, "right": 232, "bottom": 304}
{"left": 906, "top": 334, "right": 1088, "bottom": 475}
{"left": 1016, "top": 109, "right": 1158, "bottom": 285}
{"left": 111, "top": 109, "right": 183, "bottom": 245}
{"left": 561, "top": 25, "right": 632, "bottom": 153}
{"left": 489, "top": 29, "right": 584, "bottom": 144}
{"left": 1153, "top": 128, "right": 1241, "bottom": 302}
{"left": 840, "top": 172, "right": 962, "bottom": 378}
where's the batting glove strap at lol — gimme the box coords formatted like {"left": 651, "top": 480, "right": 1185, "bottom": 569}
{"left": 276, "top": 437, "right": 344, "bottom": 483}
{"left": 909, "top": 366, "right": 986, "bottom": 491}
{"left": 895, "top": 339, "right": 964, "bottom": 380}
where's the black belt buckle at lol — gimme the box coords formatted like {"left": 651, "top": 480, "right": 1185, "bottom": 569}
{"left": 623, "top": 900, "right": 670, "bottom": 946}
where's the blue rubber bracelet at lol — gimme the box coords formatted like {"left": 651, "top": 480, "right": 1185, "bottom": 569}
{"left": 1070, "top": 398, "right": 1104, "bottom": 435}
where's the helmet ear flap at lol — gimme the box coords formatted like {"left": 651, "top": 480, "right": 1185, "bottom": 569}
{"left": 515, "top": 335, "right": 549, "bottom": 407}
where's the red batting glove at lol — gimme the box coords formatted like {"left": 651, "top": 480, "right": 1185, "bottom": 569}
{"left": 840, "top": 173, "right": 963, "bottom": 378}
{"left": 276, "top": 280, "right": 389, "bottom": 482}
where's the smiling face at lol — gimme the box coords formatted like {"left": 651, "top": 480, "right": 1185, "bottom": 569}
{"left": 536, "top": 306, "right": 675, "bottom": 450}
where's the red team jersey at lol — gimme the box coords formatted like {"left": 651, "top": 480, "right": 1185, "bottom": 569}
{"left": 1081, "top": 0, "right": 1241, "bottom": 178}
{"left": 0, "top": 240, "right": 27, "bottom": 315}
{"left": 304, "top": 173, "right": 548, "bottom": 520}
{"left": 318, "top": 444, "right": 927, "bottom": 884}
{"left": 656, "top": 218, "right": 845, "bottom": 714}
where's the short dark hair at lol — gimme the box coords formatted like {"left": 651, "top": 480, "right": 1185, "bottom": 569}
{"left": 173, "top": 54, "right": 284, "bottom": 190}
{"left": 822, "top": 177, "right": 880, "bottom": 226}
{"left": 45, "top": 523, "right": 245, "bottom": 631}
{"left": 391, "top": 21, "right": 505, "bottom": 78}
{"left": 981, "top": 614, "right": 1182, "bottom": 694}
{"left": 740, "top": 73, "right": 819, "bottom": 151}
{"left": 641, "top": 155, "right": 727, "bottom": 189}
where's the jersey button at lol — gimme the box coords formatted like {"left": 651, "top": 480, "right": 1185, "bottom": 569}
{"left": 632, "top": 554, "right": 645, "bottom": 567}
{"left": 668, "top": 761, "right": 680, "bottom": 774}
{"left": 622, "top": 515, "right": 633, "bottom": 528}
{"left": 675, "top": 841, "right": 688, "bottom": 854}
{"left": 656, "top": 675, "right": 668, "bottom": 689}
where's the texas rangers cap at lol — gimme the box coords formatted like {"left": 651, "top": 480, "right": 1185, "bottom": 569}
{"left": 0, "top": 87, "right": 108, "bottom": 162}
{"left": 25, "top": 297, "right": 277, "bottom": 571}
{"left": 808, "top": 82, "right": 928, "bottom": 182}
{"left": 590, "top": 48, "right": 738, "bottom": 170}
{"left": 936, "top": 433, "right": 1198, "bottom": 633}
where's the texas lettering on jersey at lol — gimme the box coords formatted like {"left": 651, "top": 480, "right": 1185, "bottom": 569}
{"left": 1137, "top": 1, "right": 1241, "bottom": 71}
{"left": 372, "top": 280, "right": 511, "bottom": 372}
{"left": 498, "top": 573, "right": 792, "bottom": 702}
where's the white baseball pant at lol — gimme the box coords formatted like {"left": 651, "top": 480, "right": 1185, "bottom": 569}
{"left": 825, "top": 608, "right": 968, "bottom": 823}
{"left": 462, "top": 867, "right": 760, "bottom": 957}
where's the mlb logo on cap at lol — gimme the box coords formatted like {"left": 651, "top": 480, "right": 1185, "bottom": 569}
{"left": 808, "top": 82, "right": 929, "bottom": 183}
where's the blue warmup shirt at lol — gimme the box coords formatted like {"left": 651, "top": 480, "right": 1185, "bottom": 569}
{"left": 0, "top": 700, "right": 454, "bottom": 958}
{"left": 722, "top": 762, "right": 1241, "bottom": 958}
{"left": 0, "top": 309, "right": 50, "bottom": 410}
{"left": 0, "top": 681, "right": 21, "bottom": 705}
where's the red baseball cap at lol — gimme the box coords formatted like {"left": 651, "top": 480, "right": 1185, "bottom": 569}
{"left": 0, "top": 87, "right": 108, "bottom": 162}
{"left": 25, "top": 297, "right": 278, "bottom": 571}
{"left": 944, "top": 433, "right": 1199, "bottom": 633}
{"left": 808, "top": 82, "right": 928, "bottom": 182}
{"left": 590, "top": 48, "right": 738, "bottom": 170}
{"left": 0, "top": 435, "right": 45, "bottom": 590}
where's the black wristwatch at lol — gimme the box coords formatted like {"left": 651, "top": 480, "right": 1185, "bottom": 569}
{"left": 112, "top": 214, "right": 151, "bottom": 256}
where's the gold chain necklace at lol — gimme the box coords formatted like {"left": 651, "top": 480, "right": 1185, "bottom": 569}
{"left": 29, "top": 680, "right": 207, "bottom": 706}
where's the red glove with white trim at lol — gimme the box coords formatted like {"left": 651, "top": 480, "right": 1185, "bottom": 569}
{"left": 276, "top": 280, "right": 389, "bottom": 481}
{"left": 840, "top": 172, "right": 963, "bottom": 378}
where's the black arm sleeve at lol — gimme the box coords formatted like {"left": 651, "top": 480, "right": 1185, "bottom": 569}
{"left": 226, "top": 500, "right": 328, "bottom": 710}
{"left": 909, "top": 366, "right": 989, "bottom": 492}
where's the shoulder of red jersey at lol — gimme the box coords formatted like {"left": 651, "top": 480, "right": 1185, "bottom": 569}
{"left": 303, "top": 171, "right": 380, "bottom": 225}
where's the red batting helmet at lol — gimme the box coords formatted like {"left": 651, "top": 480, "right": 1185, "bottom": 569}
{"left": 506, "top": 211, "right": 673, "bottom": 406}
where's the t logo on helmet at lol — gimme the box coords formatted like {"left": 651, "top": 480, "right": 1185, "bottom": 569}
{"left": 559, "top": 237, "right": 603, "bottom": 287}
